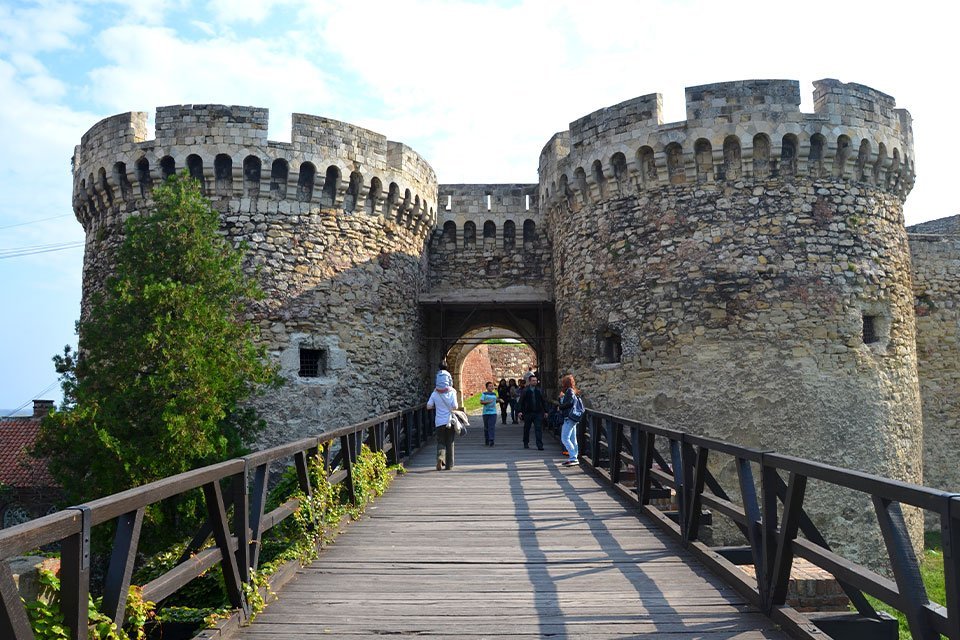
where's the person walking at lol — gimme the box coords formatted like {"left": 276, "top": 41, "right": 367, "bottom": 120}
{"left": 508, "top": 378, "right": 520, "bottom": 423}
{"left": 522, "top": 365, "right": 535, "bottom": 384}
{"left": 481, "top": 381, "right": 499, "bottom": 446}
{"left": 496, "top": 378, "right": 510, "bottom": 424}
{"left": 517, "top": 374, "right": 548, "bottom": 450}
{"left": 427, "top": 378, "right": 460, "bottom": 470}
{"left": 558, "top": 374, "right": 583, "bottom": 467}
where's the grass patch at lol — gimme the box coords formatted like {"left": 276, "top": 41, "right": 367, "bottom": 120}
{"left": 462, "top": 392, "right": 482, "bottom": 413}
{"left": 482, "top": 339, "right": 526, "bottom": 346}
{"left": 862, "top": 531, "right": 947, "bottom": 639}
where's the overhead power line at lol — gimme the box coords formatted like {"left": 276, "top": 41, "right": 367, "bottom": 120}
{"left": 0, "top": 214, "right": 72, "bottom": 231}
{"left": 2, "top": 380, "right": 59, "bottom": 419}
{"left": 0, "top": 240, "right": 84, "bottom": 260}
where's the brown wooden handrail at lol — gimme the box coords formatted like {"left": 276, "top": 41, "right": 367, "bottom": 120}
{"left": 0, "top": 403, "right": 432, "bottom": 640}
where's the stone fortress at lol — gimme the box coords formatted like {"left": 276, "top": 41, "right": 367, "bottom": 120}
{"left": 72, "top": 79, "right": 957, "bottom": 562}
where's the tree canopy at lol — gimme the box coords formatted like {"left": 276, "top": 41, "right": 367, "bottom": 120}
{"left": 37, "top": 173, "right": 279, "bottom": 523}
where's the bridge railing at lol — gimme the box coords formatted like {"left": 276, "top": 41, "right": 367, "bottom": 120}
{"left": 572, "top": 409, "right": 959, "bottom": 640}
{"left": 0, "top": 404, "right": 434, "bottom": 640}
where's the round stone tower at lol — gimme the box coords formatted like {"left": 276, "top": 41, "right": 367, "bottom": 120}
{"left": 539, "top": 79, "right": 921, "bottom": 562}
{"left": 72, "top": 105, "right": 437, "bottom": 448}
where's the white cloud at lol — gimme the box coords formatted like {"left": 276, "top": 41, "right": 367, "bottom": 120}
{"left": 0, "top": 0, "right": 87, "bottom": 55}
{"left": 91, "top": 0, "right": 186, "bottom": 26}
{"left": 86, "top": 24, "right": 338, "bottom": 140}
{"left": 189, "top": 20, "right": 217, "bottom": 36}
{"left": 0, "top": 58, "right": 91, "bottom": 261}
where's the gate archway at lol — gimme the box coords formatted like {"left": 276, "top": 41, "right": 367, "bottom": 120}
{"left": 444, "top": 327, "right": 536, "bottom": 403}
{"left": 421, "top": 300, "right": 557, "bottom": 400}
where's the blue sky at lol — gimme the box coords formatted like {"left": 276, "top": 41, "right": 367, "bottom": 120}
{"left": 0, "top": 0, "right": 955, "bottom": 413}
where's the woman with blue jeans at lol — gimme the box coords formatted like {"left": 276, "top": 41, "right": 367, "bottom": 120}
{"left": 558, "top": 374, "right": 581, "bottom": 466}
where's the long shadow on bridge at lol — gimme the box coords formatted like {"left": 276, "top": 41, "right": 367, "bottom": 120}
{"left": 232, "top": 416, "right": 788, "bottom": 639}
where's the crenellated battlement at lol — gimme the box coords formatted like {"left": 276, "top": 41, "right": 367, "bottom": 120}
{"left": 434, "top": 184, "right": 542, "bottom": 248}
{"left": 428, "top": 183, "right": 552, "bottom": 295}
{"left": 72, "top": 105, "right": 438, "bottom": 236}
{"left": 540, "top": 79, "right": 914, "bottom": 209}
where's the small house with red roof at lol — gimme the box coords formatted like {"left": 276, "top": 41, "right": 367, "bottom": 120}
{"left": 0, "top": 400, "right": 61, "bottom": 528}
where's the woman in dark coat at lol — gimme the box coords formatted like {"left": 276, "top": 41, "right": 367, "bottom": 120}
{"left": 496, "top": 378, "right": 510, "bottom": 424}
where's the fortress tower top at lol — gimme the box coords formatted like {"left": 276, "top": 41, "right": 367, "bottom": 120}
{"left": 539, "top": 79, "right": 914, "bottom": 209}
{"left": 72, "top": 105, "right": 437, "bottom": 235}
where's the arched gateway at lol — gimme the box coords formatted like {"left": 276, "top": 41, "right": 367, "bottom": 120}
{"left": 425, "top": 184, "right": 557, "bottom": 398}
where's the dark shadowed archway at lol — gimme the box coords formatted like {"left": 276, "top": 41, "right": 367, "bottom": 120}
{"left": 421, "top": 297, "right": 557, "bottom": 399}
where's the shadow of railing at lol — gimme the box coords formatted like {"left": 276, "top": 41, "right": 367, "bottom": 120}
{"left": 561, "top": 407, "right": 960, "bottom": 640}
{"left": 507, "top": 451, "right": 774, "bottom": 638}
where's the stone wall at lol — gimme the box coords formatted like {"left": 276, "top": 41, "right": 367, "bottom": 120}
{"left": 541, "top": 79, "right": 922, "bottom": 566}
{"left": 73, "top": 106, "right": 438, "bottom": 449}
{"left": 428, "top": 184, "right": 552, "bottom": 294}
{"left": 907, "top": 214, "right": 960, "bottom": 236}
{"left": 460, "top": 345, "right": 495, "bottom": 398}
{"left": 488, "top": 343, "right": 537, "bottom": 382}
{"left": 908, "top": 231, "right": 960, "bottom": 499}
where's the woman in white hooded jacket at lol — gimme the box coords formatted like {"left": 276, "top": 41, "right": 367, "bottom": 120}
{"left": 427, "top": 384, "right": 460, "bottom": 470}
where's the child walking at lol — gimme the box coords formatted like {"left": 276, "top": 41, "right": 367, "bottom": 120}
{"left": 480, "top": 381, "right": 499, "bottom": 446}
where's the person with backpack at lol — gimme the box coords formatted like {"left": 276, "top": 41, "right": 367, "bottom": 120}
{"left": 517, "top": 374, "right": 548, "bottom": 450}
{"left": 558, "top": 374, "right": 584, "bottom": 467}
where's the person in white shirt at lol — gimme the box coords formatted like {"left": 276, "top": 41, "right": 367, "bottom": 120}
{"left": 427, "top": 385, "right": 460, "bottom": 470}
{"left": 522, "top": 365, "right": 535, "bottom": 384}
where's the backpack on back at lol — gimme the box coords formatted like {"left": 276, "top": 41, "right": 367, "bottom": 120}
{"left": 569, "top": 394, "right": 585, "bottom": 422}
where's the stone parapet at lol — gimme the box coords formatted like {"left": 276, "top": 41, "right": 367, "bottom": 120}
{"left": 72, "top": 106, "right": 438, "bottom": 239}
{"left": 429, "top": 184, "right": 552, "bottom": 292}
{"left": 540, "top": 79, "right": 914, "bottom": 213}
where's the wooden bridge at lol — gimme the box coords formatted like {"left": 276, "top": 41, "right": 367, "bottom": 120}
{"left": 235, "top": 416, "right": 785, "bottom": 639}
{"left": 1, "top": 405, "right": 958, "bottom": 639}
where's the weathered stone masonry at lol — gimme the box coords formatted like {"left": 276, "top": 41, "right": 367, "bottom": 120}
{"left": 539, "top": 79, "right": 921, "bottom": 564}
{"left": 428, "top": 184, "right": 551, "bottom": 294}
{"left": 72, "top": 106, "right": 437, "bottom": 449}
{"left": 907, "top": 221, "right": 960, "bottom": 508}
{"left": 73, "top": 78, "right": 960, "bottom": 566}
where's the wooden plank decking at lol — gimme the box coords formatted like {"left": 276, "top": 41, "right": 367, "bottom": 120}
{"left": 235, "top": 416, "right": 789, "bottom": 639}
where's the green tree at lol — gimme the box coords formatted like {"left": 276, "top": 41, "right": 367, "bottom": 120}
{"left": 37, "top": 173, "right": 279, "bottom": 542}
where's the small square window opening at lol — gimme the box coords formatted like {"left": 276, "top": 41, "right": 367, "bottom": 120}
{"left": 602, "top": 331, "right": 622, "bottom": 363}
{"left": 299, "top": 348, "right": 327, "bottom": 377}
{"left": 862, "top": 315, "right": 879, "bottom": 345}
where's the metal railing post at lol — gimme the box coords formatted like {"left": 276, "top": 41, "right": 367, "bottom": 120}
{"left": 61, "top": 505, "right": 91, "bottom": 640}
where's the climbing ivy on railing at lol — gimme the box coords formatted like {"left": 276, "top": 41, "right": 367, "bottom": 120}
{"left": 24, "top": 570, "right": 155, "bottom": 640}
{"left": 351, "top": 445, "right": 398, "bottom": 511}
{"left": 22, "top": 443, "right": 402, "bottom": 639}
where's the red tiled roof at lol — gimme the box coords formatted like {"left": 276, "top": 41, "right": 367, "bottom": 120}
{"left": 0, "top": 416, "right": 57, "bottom": 488}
